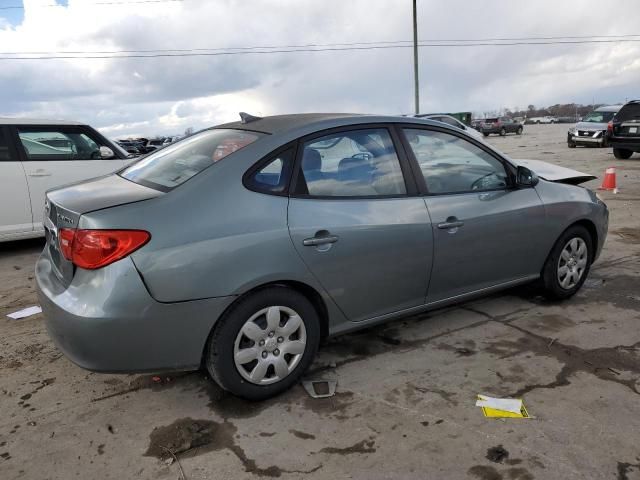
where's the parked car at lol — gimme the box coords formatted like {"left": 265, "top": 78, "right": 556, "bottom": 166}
{"left": 567, "top": 105, "right": 621, "bottom": 148}
{"left": 528, "top": 116, "right": 557, "bottom": 124}
{"left": 606, "top": 100, "right": 640, "bottom": 159}
{"left": 416, "top": 114, "right": 484, "bottom": 141}
{"left": 116, "top": 139, "right": 147, "bottom": 156}
{"left": 0, "top": 118, "right": 132, "bottom": 242}
{"left": 480, "top": 117, "right": 523, "bottom": 136}
{"left": 37, "top": 113, "right": 608, "bottom": 400}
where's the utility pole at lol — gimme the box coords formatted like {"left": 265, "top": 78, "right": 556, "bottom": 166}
{"left": 412, "top": 0, "right": 419, "bottom": 115}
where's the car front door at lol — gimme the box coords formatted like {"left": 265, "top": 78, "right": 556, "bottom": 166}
{"left": 14, "top": 125, "right": 128, "bottom": 231}
{"left": 288, "top": 126, "right": 433, "bottom": 323}
{"left": 400, "top": 127, "right": 548, "bottom": 303}
{"left": 0, "top": 126, "right": 33, "bottom": 238}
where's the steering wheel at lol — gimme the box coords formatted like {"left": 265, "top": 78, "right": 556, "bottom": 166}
{"left": 471, "top": 172, "right": 498, "bottom": 191}
{"left": 352, "top": 152, "right": 372, "bottom": 161}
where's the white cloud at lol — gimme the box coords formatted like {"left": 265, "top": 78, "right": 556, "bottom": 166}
{"left": 1, "top": 0, "right": 640, "bottom": 137}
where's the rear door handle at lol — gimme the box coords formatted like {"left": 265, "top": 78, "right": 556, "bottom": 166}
{"left": 28, "top": 172, "right": 52, "bottom": 177}
{"left": 303, "top": 233, "right": 339, "bottom": 246}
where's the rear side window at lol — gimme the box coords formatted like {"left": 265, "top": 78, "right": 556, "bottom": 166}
{"left": 615, "top": 103, "right": 640, "bottom": 123}
{"left": 295, "top": 128, "right": 406, "bottom": 197}
{"left": 121, "top": 129, "right": 263, "bottom": 191}
{"left": 245, "top": 148, "right": 294, "bottom": 194}
{"left": 17, "top": 128, "right": 105, "bottom": 160}
{"left": 0, "top": 128, "right": 13, "bottom": 161}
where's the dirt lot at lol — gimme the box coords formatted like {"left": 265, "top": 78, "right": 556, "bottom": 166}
{"left": 1, "top": 124, "right": 639, "bottom": 480}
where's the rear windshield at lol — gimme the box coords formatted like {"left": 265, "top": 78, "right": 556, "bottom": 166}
{"left": 615, "top": 103, "right": 640, "bottom": 123}
{"left": 120, "top": 129, "right": 263, "bottom": 191}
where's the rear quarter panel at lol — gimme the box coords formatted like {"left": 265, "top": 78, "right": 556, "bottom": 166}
{"left": 79, "top": 140, "right": 349, "bottom": 326}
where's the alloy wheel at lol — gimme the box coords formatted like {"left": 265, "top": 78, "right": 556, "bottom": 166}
{"left": 557, "top": 237, "right": 588, "bottom": 289}
{"left": 233, "top": 306, "right": 307, "bottom": 385}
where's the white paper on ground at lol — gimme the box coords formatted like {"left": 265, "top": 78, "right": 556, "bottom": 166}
{"left": 475, "top": 394, "right": 523, "bottom": 414}
{"left": 7, "top": 306, "right": 42, "bottom": 319}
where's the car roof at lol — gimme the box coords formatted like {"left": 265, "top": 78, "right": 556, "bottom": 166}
{"left": 216, "top": 113, "right": 451, "bottom": 136}
{"left": 0, "top": 118, "right": 86, "bottom": 126}
{"left": 595, "top": 105, "right": 623, "bottom": 112}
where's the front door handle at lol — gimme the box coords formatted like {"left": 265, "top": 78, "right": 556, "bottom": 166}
{"left": 28, "top": 172, "right": 52, "bottom": 177}
{"left": 437, "top": 217, "right": 464, "bottom": 230}
{"left": 303, "top": 231, "right": 339, "bottom": 246}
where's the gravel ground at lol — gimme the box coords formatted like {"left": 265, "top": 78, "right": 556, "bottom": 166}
{"left": 0, "top": 124, "right": 639, "bottom": 480}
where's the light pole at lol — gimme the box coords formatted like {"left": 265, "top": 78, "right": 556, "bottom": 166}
{"left": 412, "top": 0, "right": 419, "bottom": 115}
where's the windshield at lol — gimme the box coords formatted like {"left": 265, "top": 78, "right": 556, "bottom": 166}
{"left": 582, "top": 111, "right": 615, "bottom": 123}
{"left": 120, "top": 129, "right": 263, "bottom": 190}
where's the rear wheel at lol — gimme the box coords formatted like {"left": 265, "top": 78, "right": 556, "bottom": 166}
{"left": 499, "top": 128, "right": 506, "bottom": 136}
{"left": 613, "top": 148, "right": 633, "bottom": 159}
{"left": 541, "top": 225, "right": 592, "bottom": 300}
{"left": 205, "top": 287, "right": 320, "bottom": 400}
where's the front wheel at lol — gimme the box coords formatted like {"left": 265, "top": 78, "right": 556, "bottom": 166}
{"left": 613, "top": 148, "right": 633, "bottom": 159}
{"left": 541, "top": 225, "right": 592, "bottom": 300}
{"left": 516, "top": 126, "right": 523, "bottom": 135}
{"left": 205, "top": 287, "right": 320, "bottom": 400}
{"left": 499, "top": 128, "right": 506, "bottom": 136}
{"left": 483, "top": 132, "right": 490, "bottom": 137}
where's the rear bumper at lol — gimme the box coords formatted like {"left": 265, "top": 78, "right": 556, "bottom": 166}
{"left": 608, "top": 137, "right": 640, "bottom": 151}
{"left": 36, "top": 252, "right": 234, "bottom": 373}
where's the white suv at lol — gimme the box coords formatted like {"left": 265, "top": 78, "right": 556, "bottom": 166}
{"left": 0, "top": 119, "right": 132, "bottom": 242}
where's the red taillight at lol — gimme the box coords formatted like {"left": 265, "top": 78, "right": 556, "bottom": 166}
{"left": 607, "top": 121, "right": 613, "bottom": 132}
{"left": 59, "top": 229, "right": 150, "bottom": 270}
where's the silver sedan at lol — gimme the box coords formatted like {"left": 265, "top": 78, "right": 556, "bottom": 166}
{"left": 36, "top": 113, "right": 608, "bottom": 399}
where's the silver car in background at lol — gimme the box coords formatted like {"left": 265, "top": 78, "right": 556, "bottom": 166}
{"left": 568, "top": 104, "right": 622, "bottom": 148}
{"left": 36, "top": 113, "right": 608, "bottom": 399}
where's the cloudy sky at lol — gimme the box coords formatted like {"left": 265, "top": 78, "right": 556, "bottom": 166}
{"left": 1, "top": 0, "right": 640, "bottom": 138}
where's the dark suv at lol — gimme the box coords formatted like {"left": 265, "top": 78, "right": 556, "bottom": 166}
{"left": 480, "top": 117, "right": 523, "bottom": 137}
{"left": 607, "top": 100, "right": 640, "bottom": 159}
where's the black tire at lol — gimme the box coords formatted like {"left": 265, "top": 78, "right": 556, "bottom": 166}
{"left": 516, "top": 126, "right": 523, "bottom": 135}
{"left": 541, "top": 225, "right": 593, "bottom": 300}
{"left": 499, "top": 128, "right": 506, "bottom": 136}
{"left": 600, "top": 137, "right": 607, "bottom": 148}
{"left": 567, "top": 141, "right": 576, "bottom": 148}
{"left": 205, "top": 286, "right": 321, "bottom": 400}
{"left": 483, "top": 132, "right": 490, "bottom": 137}
{"left": 613, "top": 148, "right": 633, "bottom": 159}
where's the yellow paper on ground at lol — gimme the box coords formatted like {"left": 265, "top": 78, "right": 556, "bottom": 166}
{"left": 476, "top": 394, "right": 530, "bottom": 418}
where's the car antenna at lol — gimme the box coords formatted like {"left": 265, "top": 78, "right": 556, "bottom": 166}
{"left": 239, "top": 112, "right": 262, "bottom": 124}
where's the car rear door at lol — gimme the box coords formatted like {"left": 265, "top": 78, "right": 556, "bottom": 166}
{"left": 13, "top": 125, "right": 128, "bottom": 232}
{"left": 0, "top": 126, "right": 33, "bottom": 238}
{"left": 400, "top": 126, "right": 547, "bottom": 303}
{"left": 287, "top": 126, "right": 433, "bottom": 323}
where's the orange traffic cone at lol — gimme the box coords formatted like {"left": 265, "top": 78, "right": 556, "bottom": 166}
{"left": 599, "top": 167, "right": 618, "bottom": 193}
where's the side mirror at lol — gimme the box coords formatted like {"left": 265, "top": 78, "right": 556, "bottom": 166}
{"left": 99, "top": 146, "right": 115, "bottom": 159}
{"left": 516, "top": 166, "right": 538, "bottom": 187}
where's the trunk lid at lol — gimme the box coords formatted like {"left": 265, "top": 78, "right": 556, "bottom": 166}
{"left": 514, "top": 159, "right": 596, "bottom": 185}
{"left": 44, "top": 174, "right": 162, "bottom": 286}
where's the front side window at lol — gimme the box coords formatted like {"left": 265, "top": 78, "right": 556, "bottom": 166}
{"left": 18, "top": 128, "right": 104, "bottom": 161}
{"left": 297, "top": 128, "right": 406, "bottom": 197}
{"left": 403, "top": 128, "right": 510, "bottom": 194}
{"left": 121, "top": 129, "right": 263, "bottom": 190}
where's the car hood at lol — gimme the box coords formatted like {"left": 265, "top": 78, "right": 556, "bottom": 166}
{"left": 574, "top": 121, "right": 608, "bottom": 131}
{"left": 514, "top": 159, "right": 596, "bottom": 185}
